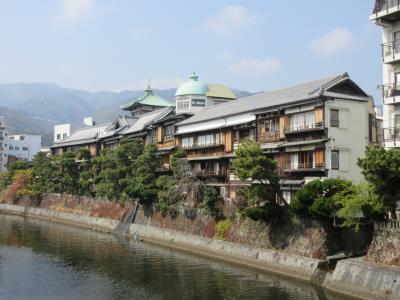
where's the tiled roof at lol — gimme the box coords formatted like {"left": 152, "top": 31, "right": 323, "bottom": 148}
{"left": 54, "top": 123, "right": 112, "bottom": 147}
{"left": 121, "top": 107, "right": 172, "bottom": 135}
{"left": 177, "top": 73, "right": 368, "bottom": 126}
{"left": 121, "top": 87, "right": 172, "bottom": 111}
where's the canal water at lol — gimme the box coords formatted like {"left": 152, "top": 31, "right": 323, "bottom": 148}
{"left": 0, "top": 214, "right": 346, "bottom": 300}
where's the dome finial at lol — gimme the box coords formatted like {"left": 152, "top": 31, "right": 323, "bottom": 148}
{"left": 190, "top": 70, "right": 198, "bottom": 81}
{"left": 145, "top": 79, "right": 153, "bottom": 94}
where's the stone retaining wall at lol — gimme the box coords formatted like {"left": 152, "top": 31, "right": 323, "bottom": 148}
{"left": 366, "top": 222, "right": 400, "bottom": 267}
{"left": 324, "top": 258, "right": 400, "bottom": 300}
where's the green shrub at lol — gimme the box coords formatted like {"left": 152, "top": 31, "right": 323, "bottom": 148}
{"left": 244, "top": 203, "right": 286, "bottom": 222}
{"left": 203, "top": 186, "right": 223, "bottom": 218}
{"left": 215, "top": 218, "right": 232, "bottom": 240}
{"left": 290, "top": 178, "right": 352, "bottom": 219}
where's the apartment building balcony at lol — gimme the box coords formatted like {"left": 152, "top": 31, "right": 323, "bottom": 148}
{"left": 284, "top": 121, "right": 325, "bottom": 134}
{"left": 193, "top": 169, "right": 226, "bottom": 178}
{"left": 382, "top": 40, "right": 400, "bottom": 63}
{"left": 186, "top": 149, "right": 226, "bottom": 160}
{"left": 370, "top": 0, "right": 400, "bottom": 22}
{"left": 283, "top": 162, "right": 325, "bottom": 173}
{"left": 182, "top": 141, "right": 224, "bottom": 151}
{"left": 381, "top": 84, "right": 400, "bottom": 104}
{"left": 384, "top": 127, "right": 400, "bottom": 147}
{"left": 258, "top": 132, "right": 281, "bottom": 143}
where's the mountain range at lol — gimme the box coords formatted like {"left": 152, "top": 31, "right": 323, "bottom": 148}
{"left": 0, "top": 83, "right": 253, "bottom": 146}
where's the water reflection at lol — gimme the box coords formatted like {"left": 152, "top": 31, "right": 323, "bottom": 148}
{"left": 0, "top": 215, "right": 344, "bottom": 300}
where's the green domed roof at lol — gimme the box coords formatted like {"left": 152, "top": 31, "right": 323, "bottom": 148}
{"left": 175, "top": 72, "right": 209, "bottom": 96}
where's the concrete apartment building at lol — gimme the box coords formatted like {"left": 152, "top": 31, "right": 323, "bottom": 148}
{"left": 0, "top": 116, "right": 8, "bottom": 173}
{"left": 371, "top": 0, "right": 400, "bottom": 148}
{"left": 7, "top": 134, "right": 42, "bottom": 162}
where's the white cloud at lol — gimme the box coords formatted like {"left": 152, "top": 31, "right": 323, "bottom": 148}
{"left": 205, "top": 5, "right": 261, "bottom": 34}
{"left": 229, "top": 58, "right": 280, "bottom": 74}
{"left": 57, "top": 0, "right": 95, "bottom": 22}
{"left": 114, "top": 77, "right": 186, "bottom": 92}
{"left": 311, "top": 28, "right": 355, "bottom": 56}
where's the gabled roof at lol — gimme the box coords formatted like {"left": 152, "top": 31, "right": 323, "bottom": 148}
{"left": 97, "top": 115, "right": 134, "bottom": 140}
{"left": 177, "top": 73, "right": 369, "bottom": 126}
{"left": 121, "top": 86, "right": 172, "bottom": 111}
{"left": 120, "top": 107, "right": 173, "bottom": 135}
{"left": 54, "top": 123, "right": 112, "bottom": 147}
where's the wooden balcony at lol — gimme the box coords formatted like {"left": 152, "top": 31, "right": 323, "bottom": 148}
{"left": 156, "top": 166, "right": 171, "bottom": 173}
{"left": 284, "top": 162, "right": 325, "bottom": 172}
{"left": 186, "top": 149, "right": 226, "bottom": 160}
{"left": 258, "top": 132, "right": 281, "bottom": 143}
{"left": 193, "top": 170, "right": 226, "bottom": 178}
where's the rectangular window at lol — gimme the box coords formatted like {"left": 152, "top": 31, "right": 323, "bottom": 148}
{"left": 9, "top": 146, "right": 13, "bottom": 150}
{"left": 63, "top": 133, "right": 67, "bottom": 139}
{"left": 331, "top": 150, "right": 339, "bottom": 170}
{"left": 394, "top": 31, "right": 400, "bottom": 54}
{"left": 15, "top": 146, "right": 19, "bottom": 151}
{"left": 177, "top": 100, "right": 190, "bottom": 111}
{"left": 330, "top": 109, "right": 339, "bottom": 127}
{"left": 165, "top": 125, "right": 174, "bottom": 136}
{"left": 22, "top": 147, "right": 28, "bottom": 151}
{"left": 57, "top": 134, "right": 61, "bottom": 140}
{"left": 182, "top": 137, "right": 194, "bottom": 147}
{"left": 191, "top": 99, "right": 205, "bottom": 106}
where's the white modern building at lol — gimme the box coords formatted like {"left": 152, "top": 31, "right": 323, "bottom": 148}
{"left": 54, "top": 123, "right": 71, "bottom": 143}
{"left": 371, "top": 0, "right": 400, "bottom": 148}
{"left": 175, "top": 72, "right": 236, "bottom": 114}
{"left": 8, "top": 134, "right": 42, "bottom": 162}
{"left": 0, "top": 116, "right": 8, "bottom": 173}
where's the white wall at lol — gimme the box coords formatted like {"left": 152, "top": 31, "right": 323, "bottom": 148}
{"left": 54, "top": 123, "right": 70, "bottom": 143}
{"left": 8, "top": 135, "right": 42, "bottom": 161}
{"left": 324, "top": 99, "right": 369, "bottom": 182}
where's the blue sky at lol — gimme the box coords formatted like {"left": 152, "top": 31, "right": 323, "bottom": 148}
{"left": 0, "top": 0, "right": 383, "bottom": 101}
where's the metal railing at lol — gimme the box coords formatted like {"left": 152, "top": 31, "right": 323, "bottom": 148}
{"left": 192, "top": 169, "right": 226, "bottom": 177}
{"left": 382, "top": 40, "right": 400, "bottom": 62}
{"left": 373, "top": 0, "right": 400, "bottom": 14}
{"left": 380, "top": 84, "right": 400, "bottom": 103}
{"left": 375, "top": 220, "right": 400, "bottom": 231}
{"left": 384, "top": 127, "right": 400, "bottom": 141}
{"left": 182, "top": 140, "right": 223, "bottom": 150}
{"left": 285, "top": 121, "right": 325, "bottom": 133}
{"left": 284, "top": 162, "right": 325, "bottom": 171}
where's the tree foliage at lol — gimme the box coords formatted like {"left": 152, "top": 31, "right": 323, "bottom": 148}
{"left": 233, "top": 140, "right": 282, "bottom": 205}
{"left": 290, "top": 178, "right": 352, "bottom": 219}
{"left": 334, "top": 183, "right": 385, "bottom": 231}
{"left": 358, "top": 146, "right": 400, "bottom": 214}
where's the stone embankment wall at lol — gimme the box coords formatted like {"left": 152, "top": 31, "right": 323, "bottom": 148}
{"left": 323, "top": 258, "right": 400, "bottom": 300}
{"left": 135, "top": 205, "right": 341, "bottom": 259}
{"left": 19, "top": 193, "right": 132, "bottom": 221}
{"left": 1, "top": 200, "right": 400, "bottom": 299}
{"left": 366, "top": 221, "right": 400, "bottom": 267}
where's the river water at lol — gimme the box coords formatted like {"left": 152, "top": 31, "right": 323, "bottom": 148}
{"left": 0, "top": 214, "right": 347, "bottom": 300}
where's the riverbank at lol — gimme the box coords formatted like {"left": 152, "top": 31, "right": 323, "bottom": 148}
{"left": 0, "top": 203, "right": 399, "bottom": 299}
